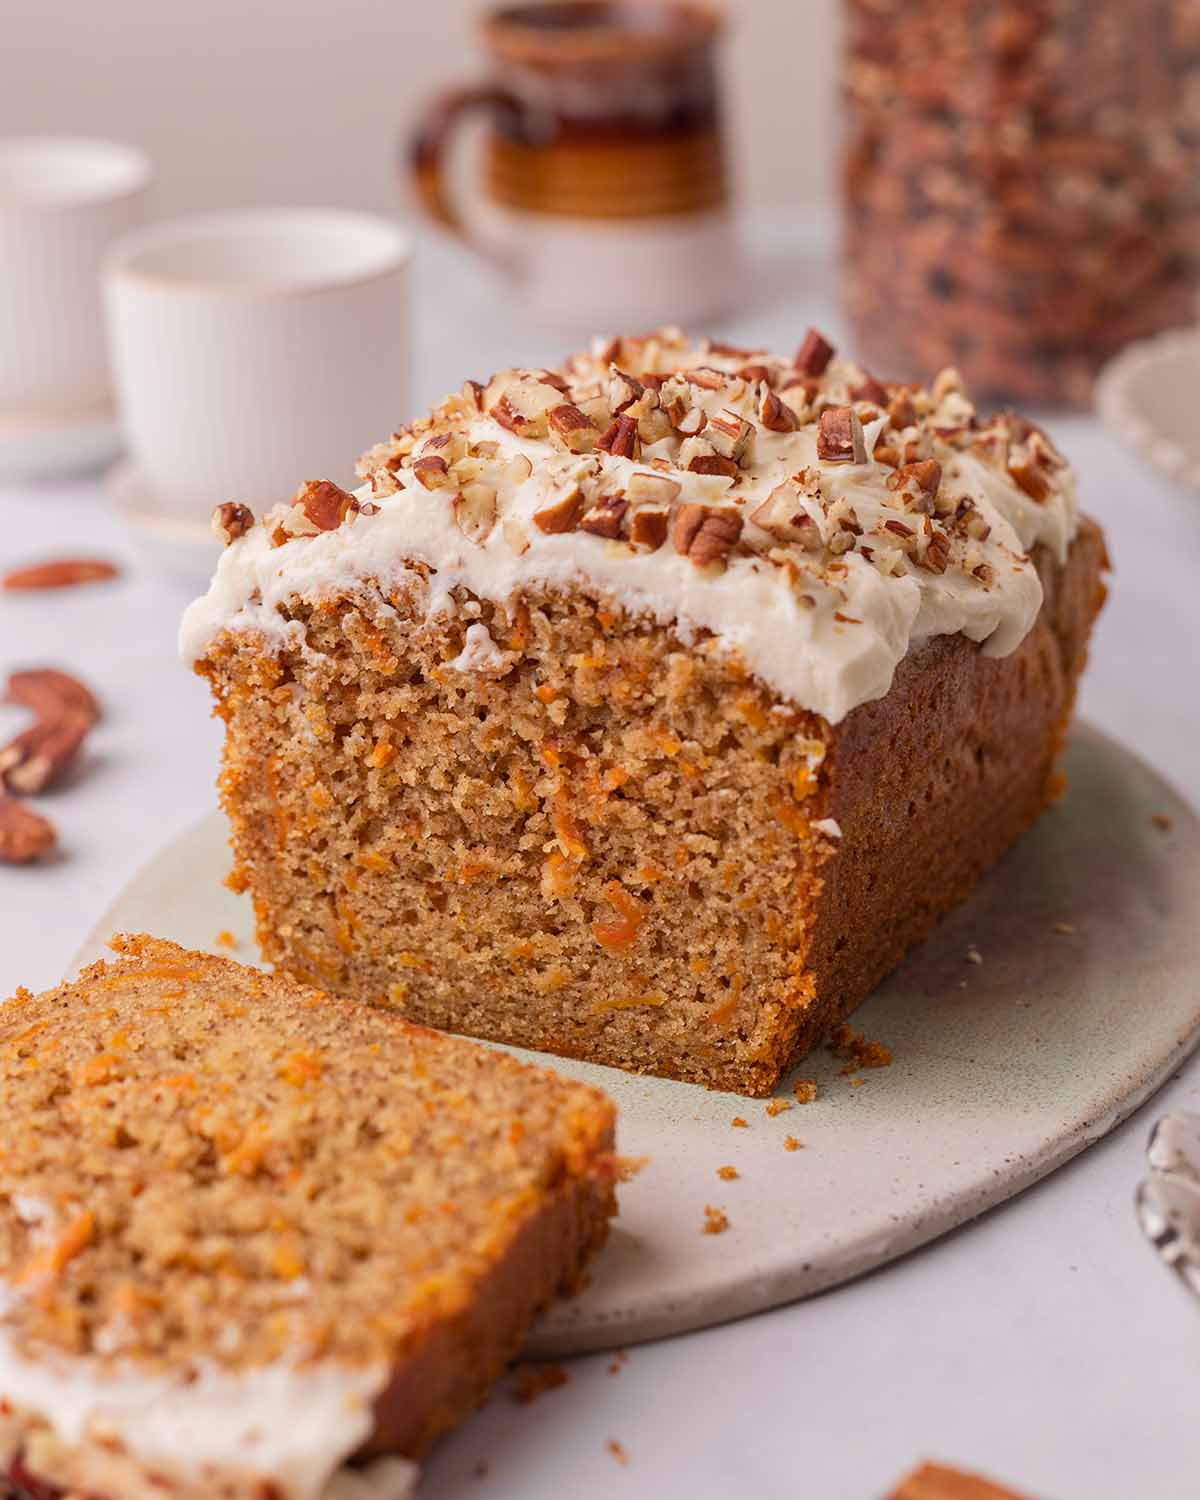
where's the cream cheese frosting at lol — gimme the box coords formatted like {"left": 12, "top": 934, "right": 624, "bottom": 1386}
{"left": 181, "top": 329, "right": 1079, "bottom": 724}
{"left": 0, "top": 1294, "right": 410, "bottom": 1500}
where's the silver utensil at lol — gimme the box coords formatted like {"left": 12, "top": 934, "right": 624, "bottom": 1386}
{"left": 1137, "top": 1111, "right": 1200, "bottom": 1301}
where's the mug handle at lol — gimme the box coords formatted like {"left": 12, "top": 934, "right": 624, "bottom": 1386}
{"left": 407, "top": 86, "right": 524, "bottom": 260}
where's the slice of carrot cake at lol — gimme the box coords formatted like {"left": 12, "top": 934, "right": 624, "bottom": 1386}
{"left": 0, "top": 935, "right": 617, "bottom": 1500}
{"left": 182, "top": 328, "right": 1107, "bottom": 1097}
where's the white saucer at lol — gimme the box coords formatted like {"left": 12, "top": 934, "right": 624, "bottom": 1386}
{"left": 106, "top": 459, "right": 222, "bottom": 580}
{"left": 0, "top": 402, "right": 123, "bottom": 481}
{"left": 69, "top": 725, "right": 1200, "bottom": 1355}
{"left": 1096, "top": 328, "right": 1200, "bottom": 490}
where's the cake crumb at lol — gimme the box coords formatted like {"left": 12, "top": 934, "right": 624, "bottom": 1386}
{"left": 730, "top": 1116, "right": 748, "bottom": 1128}
{"left": 765, "top": 1098, "right": 793, "bottom": 1117}
{"left": 965, "top": 945, "right": 983, "bottom": 965}
{"left": 1053, "top": 921, "right": 1076, "bottom": 935}
{"left": 607, "top": 1439, "right": 630, "bottom": 1466}
{"left": 784, "top": 1135, "right": 803, "bottom": 1151}
{"left": 702, "top": 1205, "right": 729, "bottom": 1235}
{"left": 615, "top": 1155, "right": 650, "bottom": 1182}
{"left": 214, "top": 930, "right": 238, "bottom": 950}
{"left": 828, "top": 1023, "right": 893, "bottom": 1074}
{"left": 1152, "top": 812, "right": 1172, "bottom": 831}
{"left": 607, "top": 1349, "right": 629, "bottom": 1375}
{"left": 793, "top": 1079, "right": 818, "bottom": 1104}
{"left": 511, "top": 1362, "right": 569, "bottom": 1404}
{"left": 716, "top": 1165, "right": 739, "bottom": 1181}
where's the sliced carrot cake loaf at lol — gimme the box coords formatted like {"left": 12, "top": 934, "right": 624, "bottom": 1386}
{"left": 182, "top": 328, "right": 1107, "bottom": 1097}
{"left": 0, "top": 935, "right": 617, "bottom": 1500}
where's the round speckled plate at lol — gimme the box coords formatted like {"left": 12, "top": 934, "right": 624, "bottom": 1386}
{"left": 71, "top": 724, "right": 1200, "bottom": 1356}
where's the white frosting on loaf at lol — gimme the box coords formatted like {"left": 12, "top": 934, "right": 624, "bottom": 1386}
{"left": 181, "top": 330, "right": 1079, "bottom": 724}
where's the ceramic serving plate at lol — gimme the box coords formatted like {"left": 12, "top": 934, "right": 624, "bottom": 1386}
{"left": 71, "top": 724, "right": 1200, "bottom": 1356}
{"left": 1096, "top": 328, "right": 1200, "bottom": 490}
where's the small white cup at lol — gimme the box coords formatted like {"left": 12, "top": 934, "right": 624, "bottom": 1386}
{"left": 0, "top": 136, "right": 150, "bottom": 418}
{"left": 103, "top": 208, "right": 411, "bottom": 518}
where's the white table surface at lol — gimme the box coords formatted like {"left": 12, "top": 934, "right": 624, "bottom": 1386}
{"left": 2, "top": 223, "right": 1198, "bottom": 1500}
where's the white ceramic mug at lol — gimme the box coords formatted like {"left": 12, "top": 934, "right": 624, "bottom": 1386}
{"left": 0, "top": 136, "right": 150, "bottom": 418}
{"left": 103, "top": 208, "right": 411, "bottom": 518}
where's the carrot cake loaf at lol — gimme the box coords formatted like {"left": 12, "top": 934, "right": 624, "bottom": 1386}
{"left": 182, "top": 328, "right": 1107, "bottom": 1097}
{"left": 0, "top": 935, "right": 617, "bottom": 1500}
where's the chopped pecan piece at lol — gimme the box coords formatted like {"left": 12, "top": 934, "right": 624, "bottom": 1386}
{"left": 579, "top": 495, "right": 628, "bottom": 539}
{"left": 608, "top": 368, "right": 644, "bottom": 413}
{"left": 688, "top": 453, "right": 740, "bottom": 479}
{"left": 887, "top": 389, "right": 917, "bottom": 428}
{"left": 759, "top": 388, "right": 798, "bottom": 433}
{"left": 294, "top": 479, "right": 357, "bottom": 531}
{"left": 887, "top": 459, "right": 943, "bottom": 507}
{"left": 2, "top": 558, "right": 119, "bottom": 592}
{"left": 794, "top": 328, "right": 835, "bottom": 376}
{"left": 454, "top": 482, "right": 498, "bottom": 544}
{"left": 547, "top": 403, "right": 599, "bottom": 454}
{"left": 673, "top": 405, "right": 707, "bottom": 436}
{"left": 597, "top": 416, "right": 640, "bottom": 460}
{"left": 0, "top": 797, "right": 56, "bottom": 863}
{"left": 629, "top": 509, "right": 669, "bottom": 552}
{"left": 738, "top": 362, "right": 772, "bottom": 385}
{"left": 685, "top": 367, "right": 726, "bottom": 392}
{"left": 211, "top": 502, "right": 255, "bottom": 546}
{"left": 850, "top": 373, "right": 888, "bottom": 407}
{"left": 672, "top": 504, "right": 743, "bottom": 568}
{"left": 412, "top": 455, "right": 452, "bottom": 490}
{"left": 705, "top": 409, "right": 752, "bottom": 462}
{"left": 533, "top": 487, "right": 586, "bottom": 535}
{"left": 750, "top": 483, "right": 822, "bottom": 549}
{"left": 923, "top": 529, "right": 952, "bottom": 574}
{"left": 1009, "top": 456, "right": 1050, "bottom": 502}
{"left": 626, "top": 473, "right": 681, "bottom": 506}
{"left": 817, "top": 407, "right": 867, "bottom": 464}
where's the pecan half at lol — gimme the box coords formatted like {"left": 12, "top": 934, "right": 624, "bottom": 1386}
{"left": 0, "top": 797, "right": 56, "bottom": 863}
{"left": 672, "top": 504, "right": 743, "bottom": 568}
{"left": 0, "top": 713, "right": 89, "bottom": 793}
{"left": 3, "top": 559, "right": 119, "bottom": 592}
{"left": 533, "top": 488, "right": 586, "bottom": 535}
{"left": 817, "top": 407, "right": 867, "bottom": 464}
{"left": 597, "top": 416, "right": 639, "bottom": 460}
{"left": 8, "top": 669, "right": 99, "bottom": 726}
{"left": 794, "top": 328, "right": 835, "bottom": 377}
{"left": 579, "top": 495, "right": 628, "bottom": 539}
{"left": 211, "top": 503, "right": 255, "bottom": 546}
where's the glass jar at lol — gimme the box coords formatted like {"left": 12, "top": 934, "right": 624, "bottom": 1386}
{"left": 842, "top": 0, "right": 1200, "bottom": 406}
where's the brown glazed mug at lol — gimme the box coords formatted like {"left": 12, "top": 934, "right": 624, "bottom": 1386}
{"left": 408, "top": 1, "right": 739, "bottom": 329}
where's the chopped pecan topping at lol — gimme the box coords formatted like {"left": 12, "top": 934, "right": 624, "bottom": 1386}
{"left": 887, "top": 459, "right": 943, "bottom": 508}
{"left": 706, "top": 409, "right": 752, "bottom": 462}
{"left": 738, "top": 363, "right": 772, "bottom": 385}
{"left": 579, "top": 495, "right": 628, "bottom": 539}
{"left": 751, "top": 483, "right": 822, "bottom": 549}
{"left": 629, "top": 509, "right": 669, "bottom": 551}
{"left": 533, "top": 487, "right": 586, "bottom": 535}
{"left": 597, "top": 416, "right": 640, "bottom": 460}
{"left": 0, "top": 797, "right": 56, "bottom": 863}
{"left": 817, "top": 407, "right": 867, "bottom": 464}
{"left": 672, "top": 504, "right": 743, "bottom": 568}
{"left": 2, "top": 558, "right": 119, "bottom": 592}
{"left": 673, "top": 405, "right": 707, "bottom": 436}
{"left": 547, "top": 403, "right": 599, "bottom": 454}
{"left": 1008, "top": 456, "right": 1050, "bottom": 502}
{"left": 412, "top": 455, "right": 451, "bottom": 490}
{"left": 626, "top": 472, "right": 681, "bottom": 506}
{"left": 795, "top": 328, "right": 835, "bottom": 376}
{"left": 688, "top": 453, "right": 741, "bottom": 479}
{"left": 887, "top": 390, "right": 917, "bottom": 428}
{"left": 608, "top": 368, "right": 644, "bottom": 413}
{"left": 685, "top": 367, "right": 726, "bottom": 392}
{"left": 923, "top": 529, "right": 952, "bottom": 574}
{"left": 850, "top": 374, "right": 888, "bottom": 407}
{"left": 294, "top": 479, "right": 357, "bottom": 532}
{"left": 211, "top": 502, "right": 255, "bottom": 546}
{"left": 454, "top": 483, "right": 498, "bottom": 544}
{"left": 759, "top": 388, "right": 798, "bottom": 433}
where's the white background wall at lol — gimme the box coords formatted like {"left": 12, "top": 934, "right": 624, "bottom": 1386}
{"left": 0, "top": 0, "right": 838, "bottom": 221}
